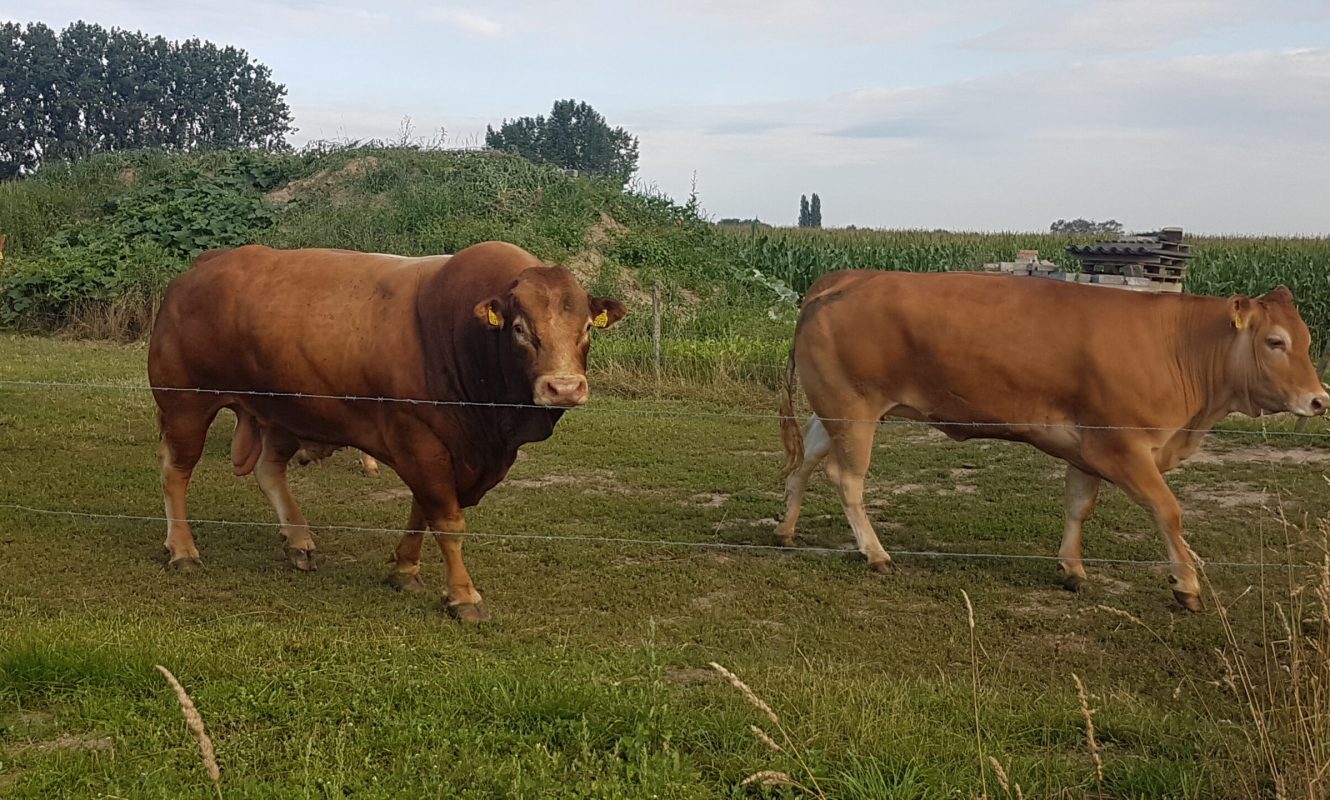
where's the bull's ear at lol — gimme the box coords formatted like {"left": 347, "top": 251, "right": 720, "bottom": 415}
{"left": 1261, "top": 285, "right": 1294, "bottom": 306}
{"left": 474, "top": 297, "right": 505, "bottom": 328}
{"left": 1230, "top": 296, "right": 1255, "bottom": 331}
{"left": 589, "top": 297, "right": 628, "bottom": 330}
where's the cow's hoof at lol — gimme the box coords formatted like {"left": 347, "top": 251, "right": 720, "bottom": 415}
{"left": 868, "top": 559, "right": 895, "bottom": 575}
{"left": 285, "top": 547, "right": 318, "bottom": 572}
{"left": 166, "top": 556, "right": 203, "bottom": 572}
{"left": 386, "top": 570, "right": 428, "bottom": 594}
{"left": 1173, "top": 590, "right": 1203, "bottom": 612}
{"left": 448, "top": 602, "right": 490, "bottom": 623}
{"left": 1063, "top": 574, "right": 1087, "bottom": 593}
{"left": 773, "top": 527, "right": 795, "bottom": 547}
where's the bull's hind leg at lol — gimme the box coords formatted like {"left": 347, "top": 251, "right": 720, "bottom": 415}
{"left": 775, "top": 415, "right": 833, "bottom": 546}
{"left": 1059, "top": 466, "right": 1102, "bottom": 592}
{"left": 158, "top": 405, "right": 219, "bottom": 570}
{"left": 824, "top": 412, "right": 893, "bottom": 573}
{"left": 254, "top": 427, "right": 318, "bottom": 571}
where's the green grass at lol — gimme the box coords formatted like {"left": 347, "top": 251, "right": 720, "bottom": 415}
{"left": 3, "top": 335, "right": 1330, "bottom": 797}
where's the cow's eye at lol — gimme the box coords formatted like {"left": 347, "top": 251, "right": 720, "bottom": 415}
{"left": 1266, "top": 337, "right": 1286, "bottom": 351}
{"left": 513, "top": 321, "right": 527, "bottom": 337}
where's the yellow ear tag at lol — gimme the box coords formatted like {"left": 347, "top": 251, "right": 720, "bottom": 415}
{"left": 592, "top": 310, "right": 609, "bottom": 329}
{"left": 1233, "top": 316, "right": 1245, "bottom": 330}
{"left": 487, "top": 308, "right": 501, "bottom": 327}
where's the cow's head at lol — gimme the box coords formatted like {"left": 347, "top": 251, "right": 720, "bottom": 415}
{"left": 1228, "top": 286, "right": 1328, "bottom": 417}
{"left": 474, "top": 266, "right": 627, "bottom": 407}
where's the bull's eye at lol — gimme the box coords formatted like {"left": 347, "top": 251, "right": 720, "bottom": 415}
{"left": 1266, "top": 336, "right": 1287, "bottom": 351}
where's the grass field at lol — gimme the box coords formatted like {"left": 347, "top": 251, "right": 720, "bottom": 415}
{"left": 3, "top": 334, "right": 1330, "bottom": 798}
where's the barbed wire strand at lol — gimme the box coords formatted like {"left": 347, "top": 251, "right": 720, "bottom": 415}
{"left": 0, "top": 502, "right": 1318, "bottom": 572}
{"left": 2, "top": 378, "right": 1328, "bottom": 438}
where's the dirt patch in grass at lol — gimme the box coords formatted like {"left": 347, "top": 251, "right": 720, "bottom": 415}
{"left": 1188, "top": 445, "right": 1330, "bottom": 466}
{"left": 265, "top": 157, "right": 380, "bottom": 205}
{"left": 505, "top": 469, "right": 634, "bottom": 496}
{"left": 688, "top": 492, "right": 729, "bottom": 508}
{"left": 1184, "top": 483, "right": 1271, "bottom": 509}
{"left": 662, "top": 667, "right": 721, "bottom": 686}
{"left": 8, "top": 732, "right": 114, "bottom": 756}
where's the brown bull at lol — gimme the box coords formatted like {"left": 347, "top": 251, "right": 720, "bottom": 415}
{"left": 148, "top": 241, "right": 625, "bottom": 621}
{"left": 777, "top": 270, "right": 1328, "bottom": 610}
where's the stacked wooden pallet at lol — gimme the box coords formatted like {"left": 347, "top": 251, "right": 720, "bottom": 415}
{"left": 1066, "top": 227, "right": 1192, "bottom": 293}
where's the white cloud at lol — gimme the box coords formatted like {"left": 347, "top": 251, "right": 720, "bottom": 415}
{"left": 421, "top": 7, "right": 503, "bottom": 37}
{"left": 965, "top": 0, "right": 1330, "bottom": 53}
{"left": 632, "top": 48, "right": 1330, "bottom": 233}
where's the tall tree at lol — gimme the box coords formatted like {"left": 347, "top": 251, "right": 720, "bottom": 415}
{"left": 0, "top": 21, "right": 292, "bottom": 179}
{"left": 486, "top": 99, "right": 638, "bottom": 184}
{"left": 798, "top": 194, "right": 810, "bottom": 227}
{"left": 809, "top": 193, "right": 822, "bottom": 228}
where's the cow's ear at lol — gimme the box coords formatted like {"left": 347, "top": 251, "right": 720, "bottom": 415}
{"left": 1230, "top": 296, "right": 1255, "bottom": 331}
{"left": 589, "top": 296, "right": 628, "bottom": 330}
{"left": 1261, "top": 285, "right": 1294, "bottom": 306}
{"left": 474, "top": 297, "right": 505, "bottom": 328}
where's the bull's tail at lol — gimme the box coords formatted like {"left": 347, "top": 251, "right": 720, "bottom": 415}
{"left": 231, "top": 410, "right": 262, "bottom": 477}
{"left": 779, "top": 344, "right": 804, "bottom": 479}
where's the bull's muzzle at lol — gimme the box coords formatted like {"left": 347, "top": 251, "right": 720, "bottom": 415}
{"left": 534, "top": 374, "right": 589, "bottom": 407}
{"left": 1293, "top": 390, "right": 1330, "bottom": 417}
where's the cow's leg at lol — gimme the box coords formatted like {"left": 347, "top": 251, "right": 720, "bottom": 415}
{"left": 825, "top": 413, "right": 892, "bottom": 573}
{"left": 253, "top": 428, "right": 318, "bottom": 571}
{"left": 1059, "top": 465, "right": 1101, "bottom": 592}
{"left": 158, "top": 406, "right": 218, "bottom": 570}
{"left": 775, "top": 415, "right": 833, "bottom": 546}
{"left": 1095, "top": 451, "right": 1200, "bottom": 611}
{"left": 388, "top": 430, "right": 487, "bottom": 622}
{"left": 386, "top": 500, "right": 428, "bottom": 593}
{"left": 432, "top": 528, "right": 487, "bottom": 622}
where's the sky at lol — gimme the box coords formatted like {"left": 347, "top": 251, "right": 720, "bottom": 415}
{"left": 10, "top": 1, "right": 1330, "bottom": 233}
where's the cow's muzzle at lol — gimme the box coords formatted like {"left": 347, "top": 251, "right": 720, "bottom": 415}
{"left": 533, "top": 374, "right": 589, "bottom": 407}
{"left": 1292, "top": 390, "right": 1330, "bottom": 417}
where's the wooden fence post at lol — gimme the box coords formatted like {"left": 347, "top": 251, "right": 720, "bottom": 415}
{"left": 652, "top": 282, "right": 663, "bottom": 387}
{"left": 1295, "top": 334, "right": 1330, "bottom": 432}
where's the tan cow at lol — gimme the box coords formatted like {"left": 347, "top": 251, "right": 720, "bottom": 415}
{"left": 777, "top": 271, "right": 1328, "bottom": 610}
{"left": 148, "top": 241, "right": 626, "bottom": 621}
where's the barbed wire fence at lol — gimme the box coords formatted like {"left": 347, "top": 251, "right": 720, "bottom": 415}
{"left": 3, "top": 371, "right": 1329, "bottom": 575}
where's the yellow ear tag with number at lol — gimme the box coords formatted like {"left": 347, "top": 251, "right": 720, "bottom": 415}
{"left": 487, "top": 308, "right": 501, "bottom": 327}
{"left": 592, "top": 310, "right": 609, "bottom": 329}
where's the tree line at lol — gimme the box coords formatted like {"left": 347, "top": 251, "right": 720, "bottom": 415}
{"left": 0, "top": 21, "right": 292, "bottom": 179}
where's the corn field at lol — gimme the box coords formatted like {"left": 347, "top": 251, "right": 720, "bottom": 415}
{"left": 720, "top": 228, "right": 1330, "bottom": 343}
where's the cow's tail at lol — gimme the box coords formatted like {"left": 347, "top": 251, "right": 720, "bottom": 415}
{"left": 779, "top": 343, "right": 804, "bottom": 479}
{"left": 231, "top": 410, "right": 262, "bottom": 477}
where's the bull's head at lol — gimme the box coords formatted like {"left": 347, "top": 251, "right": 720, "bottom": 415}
{"left": 1229, "top": 286, "right": 1328, "bottom": 417}
{"left": 474, "top": 266, "right": 627, "bottom": 407}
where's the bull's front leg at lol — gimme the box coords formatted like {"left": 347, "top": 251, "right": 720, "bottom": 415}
{"left": 386, "top": 431, "right": 488, "bottom": 622}
{"left": 1089, "top": 444, "right": 1201, "bottom": 611}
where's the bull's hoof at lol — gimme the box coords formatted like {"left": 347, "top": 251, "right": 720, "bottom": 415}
{"left": 1173, "top": 590, "right": 1203, "bottom": 612}
{"left": 868, "top": 559, "right": 895, "bottom": 575}
{"left": 773, "top": 527, "right": 795, "bottom": 547}
{"left": 285, "top": 547, "right": 318, "bottom": 572}
{"left": 385, "top": 570, "right": 428, "bottom": 594}
{"left": 447, "top": 602, "right": 490, "bottom": 623}
{"left": 166, "top": 556, "right": 203, "bottom": 572}
{"left": 1063, "top": 574, "right": 1087, "bottom": 593}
